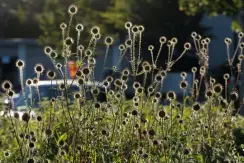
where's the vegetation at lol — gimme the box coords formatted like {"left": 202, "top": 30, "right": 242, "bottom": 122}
{"left": 179, "top": 0, "right": 244, "bottom": 31}
{"left": 0, "top": 4, "right": 244, "bottom": 163}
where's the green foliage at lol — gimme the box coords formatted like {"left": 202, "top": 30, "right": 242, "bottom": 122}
{"left": 179, "top": 0, "right": 244, "bottom": 31}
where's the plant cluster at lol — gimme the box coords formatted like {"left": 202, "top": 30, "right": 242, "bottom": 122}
{"left": 0, "top": 4, "right": 244, "bottom": 163}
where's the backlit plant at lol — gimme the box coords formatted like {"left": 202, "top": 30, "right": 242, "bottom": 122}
{"left": 0, "top": 4, "right": 244, "bottom": 163}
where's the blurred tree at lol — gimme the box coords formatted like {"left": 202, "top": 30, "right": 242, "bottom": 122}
{"left": 0, "top": 0, "right": 43, "bottom": 38}
{"left": 36, "top": 0, "right": 209, "bottom": 70}
{"left": 179, "top": 0, "right": 244, "bottom": 31}
{"left": 1, "top": 0, "right": 209, "bottom": 71}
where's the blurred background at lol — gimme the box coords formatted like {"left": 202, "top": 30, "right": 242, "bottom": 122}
{"left": 0, "top": 0, "right": 244, "bottom": 102}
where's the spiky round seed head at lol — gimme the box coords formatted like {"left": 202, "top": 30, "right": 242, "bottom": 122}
{"left": 78, "top": 45, "right": 84, "bottom": 51}
{"left": 192, "top": 102, "right": 201, "bottom": 111}
{"left": 51, "top": 98, "right": 56, "bottom": 103}
{"left": 238, "top": 54, "right": 244, "bottom": 60}
{"left": 131, "top": 26, "right": 139, "bottom": 33}
{"left": 240, "top": 43, "right": 244, "bottom": 48}
{"left": 65, "top": 37, "right": 74, "bottom": 46}
{"left": 125, "top": 22, "right": 132, "bottom": 29}
{"left": 125, "top": 39, "right": 132, "bottom": 47}
{"left": 142, "top": 62, "right": 151, "bottom": 72}
{"left": 25, "top": 79, "right": 32, "bottom": 86}
{"left": 74, "top": 93, "right": 81, "bottom": 99}
{"left": 148, "top": 45, "right": 154, "bottom": 51}
{"left": 49, "top": 51, "right": 58, "bottom": 59}
{"left": 122, "top": 69, "right": 130, "bottom": 76}
{"left": 94, "top": 33, "right": 101, "bottom": 40}
{"left": 8, "top": 90, "right": 14, "bottom": 97}
{"left": 213, "top": 84, "right": 223, "bottom": 94}
{"left": 91, "top": 88, "right": 100, "bottom": 95}
{"left": 121, "top": 75, "right": 128, "bottom": 81}
{"left": 104, "top": 36, "right": 114, "bottom": 45}
{"left": 47, "top": 70, "right": 56, "bottom": 79}
{"left": 94, "top": 102, "right": 101, "bottom": 109}
{"left": 191, "top": 67, "right": 197, "bottom": 73}
{"left": 224, "top": 38, "right": 232, "bottom": 44}
{"left": 138, "top": 25, "right": 145, "bottom": 32}
{"left": 106, "top": 76, "right": 113, "bottom": 82}
{"left": 180, "top": 81, "right": 188, "bottom": 89}
{"left": 101, "top": 129, "right": 107, "bottom": 136}
{"left": 155, "top": 74, "right": 163, "bottom": 82}
{"left": 29, "top": 142, "right": 35, "bottom": 148}
{"left": 119, "top": 44, "right": 125, "bottom": 51}
{"left": 133, "top": 82, "right": 141, "bottom": 89}
{"left": 205, "top": 90, "right": 213, "bottom": 98}
{"left": 230, "top": 92, "right": 239, "bottom": 101}
{"left": 75, "top": 70, "right": 82, "bottom": 78}
{"left": 14, "top": 112, "right": 19, "bottom": 119}
{"left": 33, "top": 78, "right": 38, "bottom": 85}
{"left": 167, "top": 91, "right": 176, "bottom": 100}
{"left": 191, "top": 32, "right": 197, "bottom": 38}
{"left": 56, "top": 63, "right": 62, "bottom": 69}
{"left": 60, "top": 22, "right": 67, "bottom": 30}
{"left": 131, "top": 110, "right": 138, "bottom": 116}
{"left": 16, "top": 59, "right": 25, "bottom": 68}
{"left": 223, "top": 73, "right": 230, "bottom": 80}
{"left": 76, "top": 23, "right": 84, "bottom": 31}
{"left": 136, "top": 87, "right": 144, "bottom": 94}
{"left": 45, "top": 129, "right": 52, "bottom": 136}
{"left": 59, "top": 83, "right": 65, "bottom": 90}
{"left": 22, "top": 113, "right": 30, "bottom": 122}
{"left": 158, "top": 110, "right": 166, "bottom": 118}
{"left": 91, "top": 26, "right": 100, "bottom": 35}
{"left": 4, "top": 151, "right": 10, "bottom": 157}
{"left": 44, "top": 46, "right": 52, "bottom": 55}
{"left": 238, "top": 32, "right": 244, "bottom": 38}
{"left": 34, "top": 64, "right": 44, "bottom": 73}
{"left": 82, "top": 67, "right": 90, "bottom": 76}
{"left": 184, "top": 43, "right": 191, "bottom": 50}
{"left": 205, "top": 38, "right": 211, "bottom": 44}
{"left": 1, "top": 80, "right": 12, "bottom": 91}
{"left": 147, "top": 86, "right": 154, "bottom": 94}
{"left": 180, "top": 72, "right": 187, "bottom": 78}
{"left": 159, "top": 36, "right": 167, "bottom": 44}
{"left": 68, "top": 4, "right": 78, "bottom": 15}
{"left": 148, "top": 129, "right": 156, "bottom": 136}
{"left": 85, "top": 49, "right": 92, "bottom": 57}
{"left": 183, "top": 148, "right": 190, "bottom": 155}
{"left": 19, "top": 133, "right": 25, "bottom": 138}
{"left": 171, "top": 37, "right": 178, "bottom": 44}
{"left": 37, "top": 116, "right": 42, "bottom": 121}
{"left": 153, "top": 140, "right": 159, "bottom": 146}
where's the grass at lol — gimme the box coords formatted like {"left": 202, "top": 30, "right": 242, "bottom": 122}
{"left": 0, "top": 4, "right": 244, "bottom": 163}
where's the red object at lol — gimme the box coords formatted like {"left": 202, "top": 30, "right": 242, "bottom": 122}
{"left": 68, "top": 61, "right": 79, "bottom": 78}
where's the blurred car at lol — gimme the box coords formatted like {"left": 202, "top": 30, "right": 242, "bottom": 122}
{"left": 5, "top": 79, "right": 104, "bottom": 111}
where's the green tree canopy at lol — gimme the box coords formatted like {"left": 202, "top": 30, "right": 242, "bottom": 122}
{"left": 179, "top": 0, "right": 244, "bottom": 31}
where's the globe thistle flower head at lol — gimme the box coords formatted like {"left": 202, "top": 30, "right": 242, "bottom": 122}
{"left": 34, "top": 64, "right": 44, "bottom": 74}
{"left": 68, "top": 4, "right": 78, "bottom": 15}
{"left": 125, "top": 21, "right": 132, "bottom": 29}
{"left": 47, "top": 70, "right": 56, "bottom": 79}
{"left": 104, "top": 36, "right": 114, "bottom": 46}
{"left": 16, "top": 59, "right": 25, "bottom": 68}
{"left": 180, "top": 80, "right": 188, "bottom": 89}
{"left": 159, "top": 36, "right": 167, "bottom": 44}
{"left": 90, "top": 26, "right": 100, "bottom": 35}
{"left": 1, "top": 80, "right": 12, "bottom": 91}
{"left": 76, "top": 23, "right": 84, "bottom": 32}
{"left": 167, "top": 91, "right": 176, "bottom": 100}
{"left": 44, "top": 46, "right": 53, "bottom": 56}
